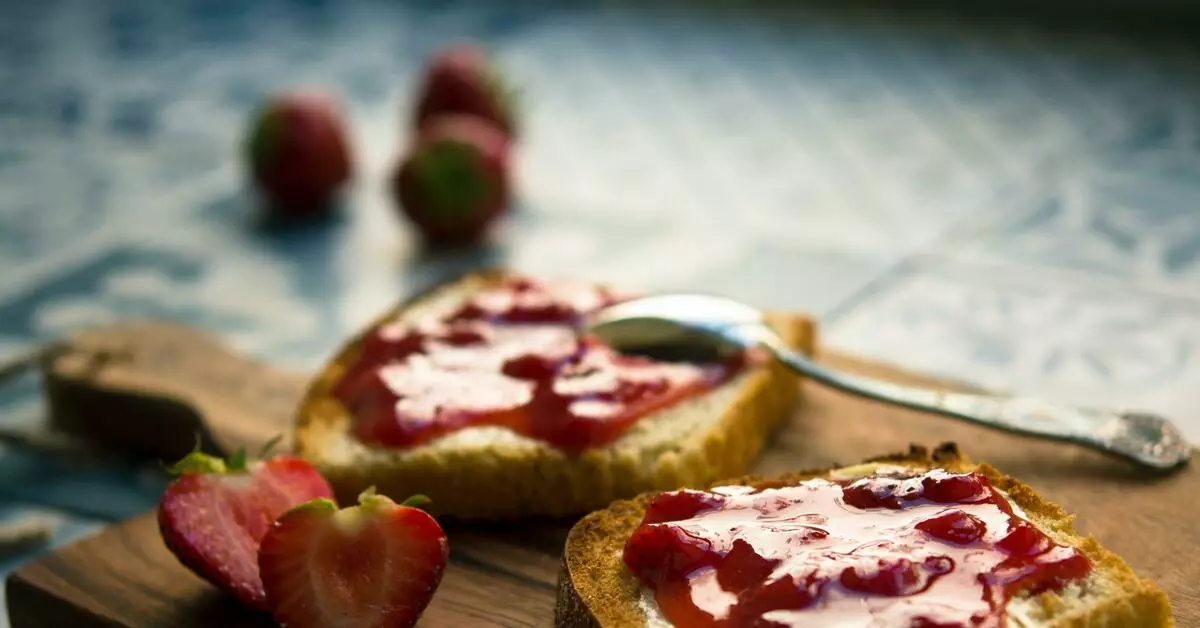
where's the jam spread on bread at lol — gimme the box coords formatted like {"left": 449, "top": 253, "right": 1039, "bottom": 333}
{"left": 333, "top": 277, "right": 741, "bottom": 453}
{"left": 623, "top": 468, "right": 1092, "bottom": 627}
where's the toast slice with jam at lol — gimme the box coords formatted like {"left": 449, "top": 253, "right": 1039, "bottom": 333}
{"left": 556, "top": 443, "right": 1172, "bottom": 627}
{"left": 295, "top": 270, "right": 814, "bottom": 519}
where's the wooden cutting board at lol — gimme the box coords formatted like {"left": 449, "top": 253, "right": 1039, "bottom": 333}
{"left": 5, "top": 322, "right": 1198, "bottom": 627}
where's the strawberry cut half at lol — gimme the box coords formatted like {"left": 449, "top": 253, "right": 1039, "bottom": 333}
{"left": 156, "top": 439, "right": 334, "bottom": 610}
{"left": 259, "top": 488, "right": 450, "bottom": 628}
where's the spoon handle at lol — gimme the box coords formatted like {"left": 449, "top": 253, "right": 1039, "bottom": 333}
{"left": 753, "top": 332, "right": 1191, "bottom": 471}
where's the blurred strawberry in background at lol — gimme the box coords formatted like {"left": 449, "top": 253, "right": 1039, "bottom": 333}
{"left": 393, "top": 42, "right": 520, "bottom": 246}
{"left": 391, "top": 114, "right": 511, "bottom": 246}
{"left": 242, "top": 42, "right": 519, "bottom": 244}
{"left": 245, "top": 91, "right": 353, "bottom": 219}
{"left": 413, "top": 42, "right": 518, "bottom": 140}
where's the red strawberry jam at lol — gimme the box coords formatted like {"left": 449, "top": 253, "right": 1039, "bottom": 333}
{"left": 622, "top": 468, "right": 1092, "bottom": 627}
{"left": 332, "top": 276, "right": 742, "bottom": 454}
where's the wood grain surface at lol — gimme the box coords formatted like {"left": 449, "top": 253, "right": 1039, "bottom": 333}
{"left": 8, "top": 345, "right": 1198, "bottom": 627}
{"left": 42, "top": 320, "right": 304, "bottom": 461}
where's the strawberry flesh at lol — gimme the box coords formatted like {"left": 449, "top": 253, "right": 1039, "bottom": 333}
{"left": 157, "top": 455, "right": 334, "bottom": 610}
{"left": 259, "top": 491, "right": 449, "bottom": 628}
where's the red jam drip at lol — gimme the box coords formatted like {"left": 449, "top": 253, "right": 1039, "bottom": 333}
{"left": 332, "top": 277, "right": 741, "bottom": 453}
{"left": 622, "top": 469, "right": 1092, "bottom": 627}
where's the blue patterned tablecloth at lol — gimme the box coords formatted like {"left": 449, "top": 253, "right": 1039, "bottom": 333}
{"left": 2, "top": 0, "right": 1199, "bottom": 622}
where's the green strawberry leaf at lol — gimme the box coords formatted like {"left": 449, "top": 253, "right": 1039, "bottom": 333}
{"left": 164, "top": 449, "right": 227, "bottom": 476}
{"left": 258, "top": 434, "right": 284, "bottom": 459}
{"left": 287, "top": 497, "right": 339, "bottom": 516}
{"left": 411, "top": 141, "right": 494, "bottom": 222}
{"left": 400, "top": 494, "right": 433, "bottom": 510}
{"left": 247, "top": 108, "right": 285, "bottom": 168}
{"left": 357, "top": 485, "right": 386, "bottom": 508}
{"left": 160, "top": 433, "right": 262, "bottom": 476}
{"left": 226, "top": 447, "right": 248, "bottom": 473}
{"left": 162, "top": 434, "right": 223, "bottom": 475}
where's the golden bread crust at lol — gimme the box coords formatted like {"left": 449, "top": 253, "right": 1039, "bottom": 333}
{"left": 294, "top": 269, "right": 816, "bottom": 520}
{"left": 556, "top": 443, "right": 1173, "bottom": 627}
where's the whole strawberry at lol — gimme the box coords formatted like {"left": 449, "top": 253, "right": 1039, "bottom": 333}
{"left": 246, "top": 91, "right": 353, "bottom": 216}
{"left": 259, "top": 488, "right": 449, "bottom": 628}
{"left": 391, "top": 114, "right": 510, "bottom": 245}
{"left": 414, "top": 43, "right": 517, "bottom": 138}
{"left": 157, "top": 440, "right": 334, "bottom": 610}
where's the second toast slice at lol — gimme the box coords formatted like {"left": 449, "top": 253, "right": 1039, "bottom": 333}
{"left": 557, "top": 443, "right": 1172, "bottom": 627}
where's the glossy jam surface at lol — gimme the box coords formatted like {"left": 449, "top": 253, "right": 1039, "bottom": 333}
{"left": 622, "top": 468, "right": 1092, "bottom": 627}
{"left": 333, "top": 277, "right": 740, "bottom": 453}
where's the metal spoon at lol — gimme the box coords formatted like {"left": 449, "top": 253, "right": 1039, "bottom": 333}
{"left": 584, "top": 293, "right": 1192, "bottom": 471}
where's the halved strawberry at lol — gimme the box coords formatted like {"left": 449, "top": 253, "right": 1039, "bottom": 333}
{"left": 259, "top": 488, "right": 450, "bottom": 628}
{"left": 156, "top": 439, "right": 334, "bottom": 610}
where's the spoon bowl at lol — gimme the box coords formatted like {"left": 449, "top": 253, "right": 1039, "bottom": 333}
{"left": 583, "top": 293, "right": 765, "bottom": 360}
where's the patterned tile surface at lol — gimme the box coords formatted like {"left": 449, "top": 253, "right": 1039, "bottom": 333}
{"left": 1, "top": 0, "right": 1199, "bottom": 623}
{"left": 953, "top": 147, "right": 1200, "bottom": 293}
{"left": 827, "top": 258, "right": 1200, "bottom": 441}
